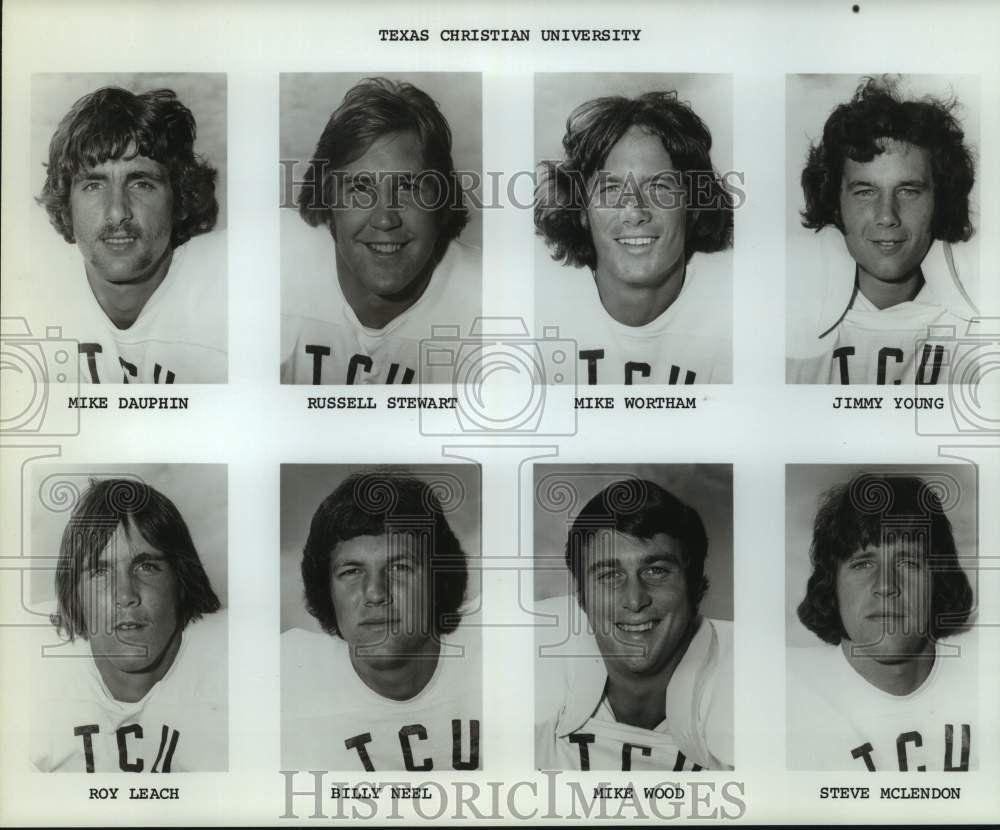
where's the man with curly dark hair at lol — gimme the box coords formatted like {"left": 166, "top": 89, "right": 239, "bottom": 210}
{"left": 535, "top": 89, "right": 734, "bottom": 385}
{"left": 788, "top": 77, "right": 981, "bottom": 385}
{"left": 37, "top": 85, "right": 226, "bottom": 383}
{"left": 787, "top": 472, "right": 978, "bottom": 771}
{"left": 281, "top": 77, "right": 481, "bottom": 385}
{"left": 281, "top": 469, "right": 481, "bottom": 771}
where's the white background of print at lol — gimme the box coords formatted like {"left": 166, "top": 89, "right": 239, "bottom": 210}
{"left": 1, "top": 0, "right": 998, "bottom": 826}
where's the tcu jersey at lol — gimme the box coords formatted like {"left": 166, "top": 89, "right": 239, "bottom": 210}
{"left": 281, "top": 623, "right": 482, "bottom": 772}
{"left": 280, "top": 211, "right": 482, "bottom": 385}
{"left": 787, "top": 230, "right": 982, "bottom": 386}
{"left": 786, "top": 289, "right": 967, "bottom": 385}
{"left": 535, "top": 596, "right": 734, "bottom": 771}
{"left": 787, "top": 634, "right": 978, "bottom": 771}
{"left": 536, "top": 249, "right": 732, "bottom": 385}
{"left": 30, "top": 612, "right": 228, "bottom": 773}
{"left": 37, "top": 232, "right": 227, "bottom": 384}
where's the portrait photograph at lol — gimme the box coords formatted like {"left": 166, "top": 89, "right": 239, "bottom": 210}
{"left": 27, "top": 463, "right": 228, "bottom": 772}
{"left": 785, "top": 74, "right": 984, "bottom": 386}
{"left": 534, "top": 73, "right": 735, "bottom": 387}
{"left": 785, "top": 464, "right": 980, "bottom": 771}
{"left": 279, "top": 73, "right": 483, "bottom": 385}
{"left": 17, "top": 73, "right": 228, "bottom": 385}
{"left": 532, "top": 463, "right": 734, "bottom": 771}
{"left": 279, "top": 463, "right": 483, "bottom": 771}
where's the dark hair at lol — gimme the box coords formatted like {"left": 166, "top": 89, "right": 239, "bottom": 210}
{"left": 535, "top": 90, "right": 733, "bottom": 270}
{"left": 301, "top": 470, "right": 469, "bottom": 637}
{"left": 52, "top": 477, "right": 221, "bottom": 640}
{"left": 800, "top": 76, "right": 975, "bottom": 242}
{"left": 38, "top": 86, "right": 219, "bottom": 248}
{"left": 797, "top": 473, "right": 974, "bottom": 645}
{"left": 297, "top": 77, "right": 469, "bottom": 248}
{"left": 565, "top": 478, "right": 709, "bottom": 607}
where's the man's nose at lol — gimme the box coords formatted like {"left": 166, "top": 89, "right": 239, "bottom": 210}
{"left": 105, "top": 185, "right": 133, "bottom": 226}
{"left": 620, "top": 574, "right": 651, "bottom": 612}
{"left": 874, "top": 192, "right": 901, "bottom": 227}
{"left": 620, "top": 190, "right": 651, "bottom": 224}
{"left": 114, "top": 572, "right": 139, "bottom": 608}
{"left": 362, "top": 572, "right": 389, "bottom": 605}
{"left": 873, "top": 563, "right": 901, "bottom": 597}
{"left": 369, "top": 178, "right": 404, "bottom": 232}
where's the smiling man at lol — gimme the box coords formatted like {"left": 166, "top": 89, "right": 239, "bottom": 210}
{"left": 788, "top": 77, "right": 980, "bottom": 385}
{"left": 37, "top": 85, "right": 226, "bottom": 383}
{"left": 535, "top": 90, "right": 734, "bottom": 385}
{"left": 535, "top": 478, "right": 733, "bottom": 770}
{"left": 281, "top": 77, "right": 481, "bottom": 385}
{"left": 31, "top": 477, "right": 227, "bottom": 772}
{"left": 788, "top": 473, "right": 977, "bottom": 771}
{"left": 281, "top": 470, "right": 482, "bottom": 771}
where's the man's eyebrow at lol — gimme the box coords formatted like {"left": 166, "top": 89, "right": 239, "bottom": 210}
{"left": 130, "top": 551, "right": 168, "bottom": 564}
{"left": 126, "top": 168, "right": 167, "bottom": 182}
{"left": 641, "top": 549, "right": 684, "bottom": 565}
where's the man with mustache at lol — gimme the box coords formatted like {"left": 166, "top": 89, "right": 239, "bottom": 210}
{"left": 535, "top": 89, "right": 734, "bottom": 386}
{"left": 281, "top": 77, "right": 481, "bottom": 385}
{"left": 37, "top": 85, "right": 226, "bottom": 383}
{"left": 788, "top": 77, "right": 980, "bottom": 385}
{"left": 535, "top": 478, "right": 733, "bottom": 770}
{"left": 788, "top": 472, "right": 977, "bottom": 770}
{"left": 31, "top": 477, "right": 227, "bottom": 772}
{"left": 281, "top": 470, "right": 482, "bottom": 771}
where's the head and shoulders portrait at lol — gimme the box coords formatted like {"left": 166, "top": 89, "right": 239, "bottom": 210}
{"left": 280, "top": 464, "right": 482, "bottom": 772}
{"left": 534, "top": 74, "right": 735, "bottom": 387}
{"left": 280, "top": 74, "right": 483, "bottom": 386}
{"left": 28, "top": 465, "right": 228, "bottom": 773}
{"left": 785, "top": 465, "right": 979, "bottom": 771}
{"left": 533, "top": 464, "right": 734, "bottom": 771}
{"left": 19, "top": 74, "right": 228, "bottom": 385}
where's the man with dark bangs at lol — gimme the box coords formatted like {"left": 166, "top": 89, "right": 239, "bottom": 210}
{"left": 788, "top": 472, "right": 977, "bottom": 771}
{"left": 281, "top": 470, "right": 481, "bottom": 771}
{"left": 535, "top": 90, "right": 734, "bottom": 385}
{"left": 281, "top": 77, "right": 481, "bottom": 385}
{"left": 31, "top": 478, "right": 227, "bottom": 772}
{"left": 788, "top": 77, "right": 980, "bottom": 385}
{"left": 536, "top": 479, "right": 733, "bottom": 770}
{"left": 37, "top": 85, "right": 226, "bottom": 383}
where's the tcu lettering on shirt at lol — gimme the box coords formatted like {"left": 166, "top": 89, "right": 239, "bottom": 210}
{"left": 832, "top": 343, "right": 945, "bottom": 385}
{"left": 303, "top": 346, "right": 415, "bottom": 385}
{"left": 578, "top": 349, "right": 697, "bottom": 385}
{"left": 73, "top": 723, "right": 181, "bottom": 773}
{"left": 850, "top": 724, "right": 971, "bottom": 772}
{"left": 567, "top": 732, "right": 703, "bottom": 772}
{"left": 343, "top": 719, "right": 479, "bottom": 771}
{"left": 78, "top": 344, "right": 176, "bottom": 384}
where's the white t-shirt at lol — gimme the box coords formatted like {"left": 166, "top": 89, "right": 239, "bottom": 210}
{"left": 30, "top": 611, "right": 228, "bottom": 773}
{"left": 786, "top": 287, "right": 970, "bottom": 385}
{"left": 28, "top": 232, "right": 227, "bottom": 384}
{"left": 786, "top": 230, "right": 983, "bottom": 386}
{"left": 787, "top": 634, "right": 978, "bottom": 771}
{"left": 535, "top": 249, "right": 732, "bottom": 385}
{"left": 280, "top": 211, "right": 482, "bottom": 385}
{"left": 281, "top": 622, "right": 482, "bottom": 772}
{"left": 534, "top": 596, "right": 734, "bottom": 771}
